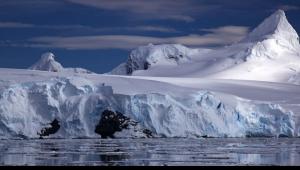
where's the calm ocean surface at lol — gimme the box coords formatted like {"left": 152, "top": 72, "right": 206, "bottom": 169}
{"left": 1, "top": 138, "right": 300, "bottom": 166}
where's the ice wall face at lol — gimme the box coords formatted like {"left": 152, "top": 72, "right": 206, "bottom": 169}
{"left": 0, "top": 77, "right": 125, "bottom": 139}
{"left": 0, "top": 77, "right": 295, "bottom": 139}
{"left": 124, "top": 92, "right": 295, "bottom": 138}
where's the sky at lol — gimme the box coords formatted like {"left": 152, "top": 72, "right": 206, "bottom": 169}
{"left": 0, "top": 0, "right": 300, "bottom": 73}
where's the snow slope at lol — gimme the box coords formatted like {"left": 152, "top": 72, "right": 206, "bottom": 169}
{"left": 110, "top": 10, "right": 300, "bottom": 85}
{"left": 0, "top": 68, "right": 299, "bottom": 139}
{"left": 29, "top": 52, "right": 95, "bottom": 74}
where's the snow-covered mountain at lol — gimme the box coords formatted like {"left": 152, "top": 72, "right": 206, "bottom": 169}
{"left": 110, "top": 10, "right": 300, "bottom": 85}
{"left": 110, "top": 44, "right": 201, "bottom": 75}
{"left": 1, "top": 10, "right": 300, "bottom": 139}
{"left": 29, "top": 52, "right": 95, "bottom": 74}
{"left": 29, "top": 52, "right": 64, "bottom": 72}
{"left": 242, "top": 10, "right": 299, "bottom": 45}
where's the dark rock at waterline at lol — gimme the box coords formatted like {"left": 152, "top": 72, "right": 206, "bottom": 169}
{"left": 144, "top": 62, "right": 150, "bottom": 70}
{"left": 38, "top": 119, "right": 60, "bottom": 138}
{"left": 278, "top": 134, "right": 290, "bottom": 138}
{"left": 143, "top": 129, "right": 153, "bottom": 138}
{"left": 95, "top": 110, "right": 154, "bottom": 139}
{"left": 95, "top": 110, "right": 130, "bottom": 138}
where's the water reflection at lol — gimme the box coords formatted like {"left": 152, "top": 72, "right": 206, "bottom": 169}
{"left": 0, "top": 138, "right": 300, "bottom": 166}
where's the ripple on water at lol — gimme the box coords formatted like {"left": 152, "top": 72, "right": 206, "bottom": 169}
{"left": 0, "top": 138, "right": 300, "bottom": 166}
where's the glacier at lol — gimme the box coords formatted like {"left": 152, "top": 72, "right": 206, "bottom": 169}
{"left": 0, "top": 72, "right": 297, "bottom": 139}
{"left": 1, "top": 9, "right": 300, "bottom": 139}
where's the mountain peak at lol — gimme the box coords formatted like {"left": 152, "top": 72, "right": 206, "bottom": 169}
{"left": 243, "top": 9, "right": 299, "bottom": 44}
{"left": 273, "top": 9, "right": 285, "bottom": 17}
{"left": 29, "top": 52, "right": 64, "bottom": 72}
{"left": 110, "top": 44, "right": 194, "bottom": 75}
{"left": 40, "top": 52, "right": 55, "bottom": 62}
{"left": 29, "top": 52, "right": 95, "bottom": 74}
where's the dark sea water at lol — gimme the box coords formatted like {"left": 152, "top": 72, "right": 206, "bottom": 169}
{"left": 0, "top": 138, "right": 300, "bottom": 166}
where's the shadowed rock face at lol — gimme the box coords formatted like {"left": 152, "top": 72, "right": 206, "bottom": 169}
{"left": 143, "top": 129, "right": 153, "bottom": 138}
{"left": 38, "top": 119, "right": 60, "bottom": 138}
{"left": 95, "top": 110, "right": 154, "bottom": 139}
{"left": 95, "top": 110, "right": 130, "bottom": 138}
{"left": 144, "top": 62, "right": 150, "bottom": 70}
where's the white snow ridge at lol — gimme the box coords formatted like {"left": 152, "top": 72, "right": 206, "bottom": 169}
{"left": 1, "top": 9, "right": 300, "bottom": 139}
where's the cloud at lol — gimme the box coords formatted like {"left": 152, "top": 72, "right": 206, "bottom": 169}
{"left": 40, "top": 24, "right": 94, "bottom": 30}
{"left": 0, "top": 21, "right": 179, "bottom": 33}
{"left": 133, "top": 26, "right": 179, "bottom": 33}
{"left": 66, "top": 0, "right": 219, "bottom": 22}
{"left": 19, "top": 25, "right": 249, "bottom": 50}
{"left": 278, "top": 5, "right": 299, "bottom": 11}
{"left": 0, "top": 22, "right": 97, "bottom": 31}
{"left": 98, "top": 26, "right": 179, "bottom": 33}
{"left": 201, "top": 26, "right": 249, "bottom": 37}
{"left": 0, "top": 22, "right": 34, "bottom": 28}
{"left": 0, "top": 0, "right": 61, "bottom": 7}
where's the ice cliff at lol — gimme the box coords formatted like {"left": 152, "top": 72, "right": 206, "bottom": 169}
{"left": 0, "top": 77, "right": 295, "bottom": 139}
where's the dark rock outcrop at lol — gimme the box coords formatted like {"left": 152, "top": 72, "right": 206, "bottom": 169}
{"left": 95, "top": 110, "right": 154, "bottom": 139}
{"left": 95, "top": 110, "right": 130, "bottom": 138}
{"left": 143, "top": 129, "right": 153, "bottom": 138}
{"left": 38, "top": 119, "right": 60, "bottom": 138}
